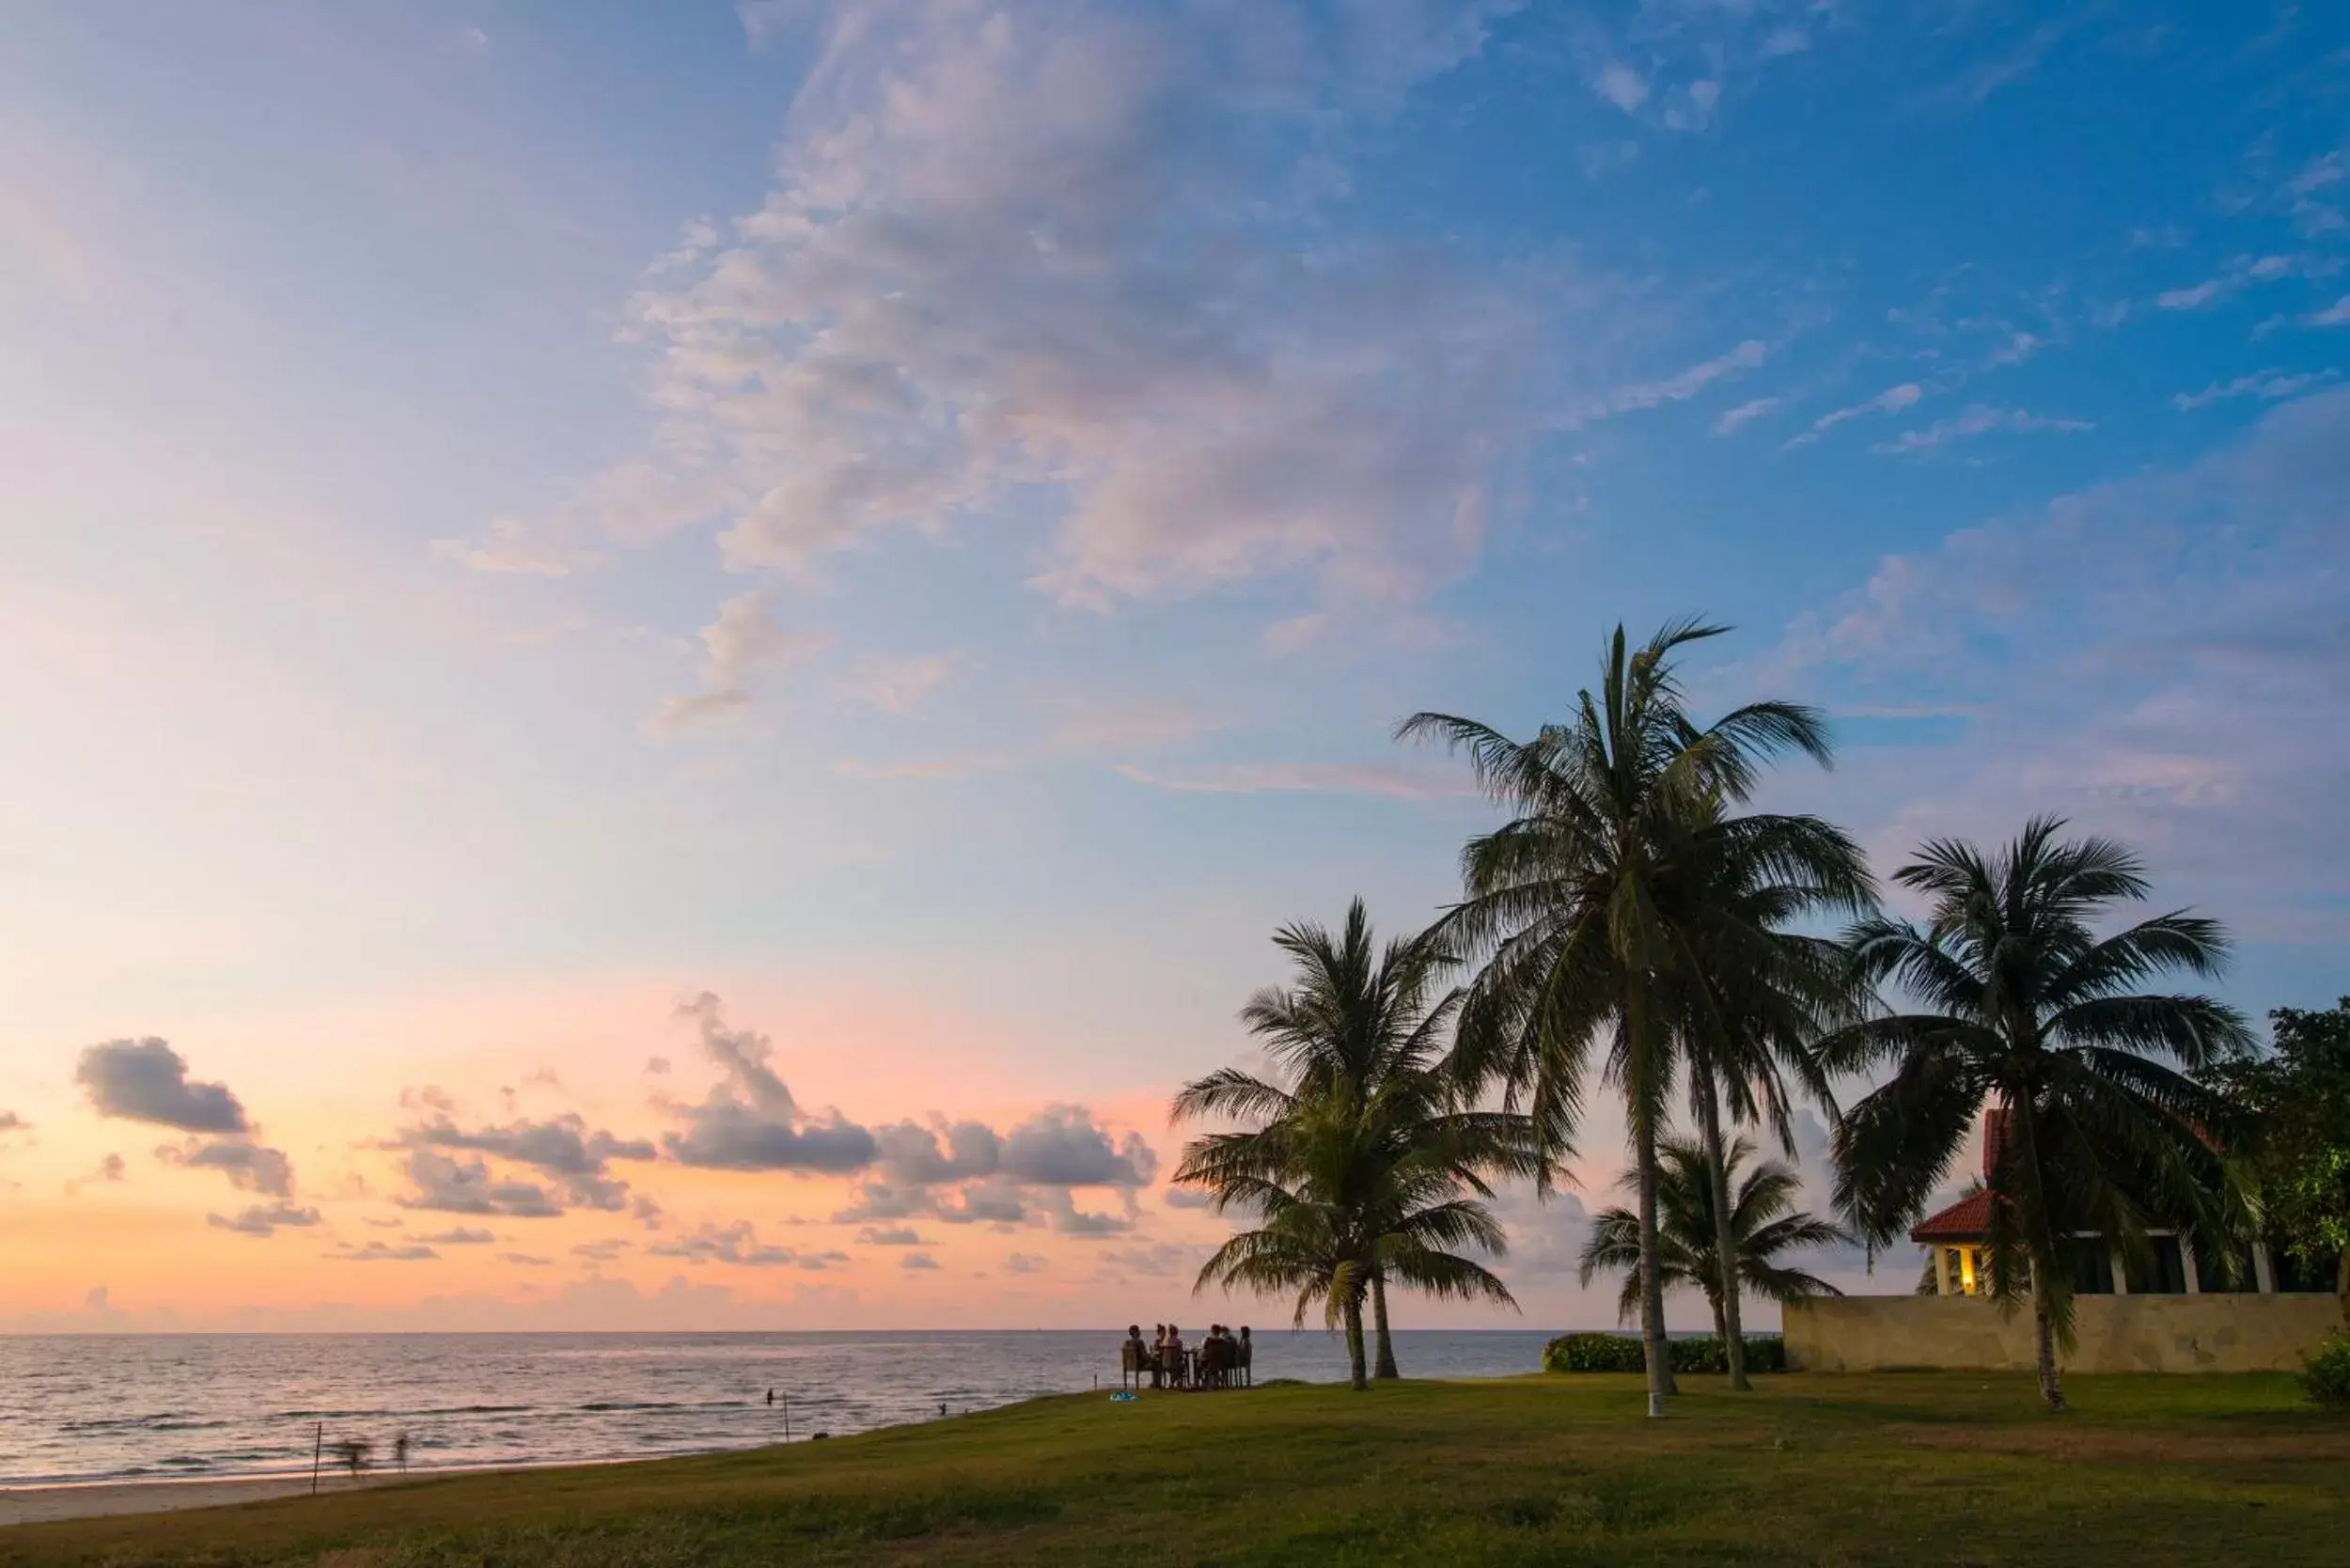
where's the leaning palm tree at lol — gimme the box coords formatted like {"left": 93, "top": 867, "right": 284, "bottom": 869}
{"left": 1172, "top": 901, "right": 1534, "bottom": 1387}
{"left": 1579, "top": 1135, "right": 1852, "bottom": 1339}
{"left": 1823, "top": 818, "right": 2254, "bottom": 1412}
{"left": 1400, "top": 619, "right": 1857, "bottom": 1416}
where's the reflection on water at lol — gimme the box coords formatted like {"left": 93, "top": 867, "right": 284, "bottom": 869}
{"left": 0, "top": 1329, "right": 1555, "bottom": 1484}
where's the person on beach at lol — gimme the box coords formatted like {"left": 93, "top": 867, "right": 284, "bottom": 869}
{"left": 1123, "top": 1324, "right": 1149, "bottom": 1388}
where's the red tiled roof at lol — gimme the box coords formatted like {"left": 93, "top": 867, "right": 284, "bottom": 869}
{"left": 1911, "top": 1189, "right": 1992, "bottom": 1243}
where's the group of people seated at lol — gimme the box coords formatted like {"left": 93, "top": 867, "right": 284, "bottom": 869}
{"left": 1120, "top": 1323, "right": 1251, "bottom": 1389}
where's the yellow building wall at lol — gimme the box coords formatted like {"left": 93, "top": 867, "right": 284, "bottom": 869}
{"left": 1782, "top": 1294, "right": 2342, "bottom": 1373}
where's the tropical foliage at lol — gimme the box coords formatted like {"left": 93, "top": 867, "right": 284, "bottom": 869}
{"left": 1543, "top": 1331, "right": 1788, "bottom": 1374}
{"left": 1171, "top": 901, "right": 1538, "bottom": 1389}
{"left": 1401, "top": 619, "right": 1866, "bottom": 1407}
{"left": 1162, "top": 617, "right": 2308, "bottom": 1418}
{"left": 1821, "top": 818, "right": 2254, "bottom": 1410}
{"left": 2208, "top": 999, "right": 2350, "bottom": 1305}
{"left": 1577, "top": 1135, "right": 1851, "bottom": 1340}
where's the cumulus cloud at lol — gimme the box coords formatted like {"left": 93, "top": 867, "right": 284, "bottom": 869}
{"left": 159, "top": 1137, "right": 294, "bottom": 1198}
{"left": 999, "top": 1106, "right": 1157, "bottom": 1188}
{"left": 551, "top": 0, "right": 1564, "bottom": 626}
{"left": 414, "top": 1227, "right": 497, "bottom": 1246}
{"left": 207, "top": 1202, "right": 321, "bottom": 1238}
{"left": 336, "top": 1241, "right": 439, "bottom": 1262}
{"left": 502, "top": 1252, "right": 555, "bottom": 1266}
{"left": 900, "top": 1252, "right": 941, "bottom": 1271}
{"left": 397, "top": 1111, "right": 656, "bottom": 1211}
{"left": 856, "top": 1226, "right": 928, "bottom": 1247}
{"left": 648, "top": 1220, "right": 846, "bottom": 1270}
{"left": 573, "top": 1238, "right": 631, "bottom": 1263}
{"left": 2310, "top": 295, "right": 2350, "bottom": 327}
{"left": 1591, "top": 61, "right": 1648, "bottom": 113}
{"left": 661, "top": 993, "right": 879, "bottom": 1172}
{"left": 832, "top": 1105, "right": 1157, "bottom": 1228}
{"left": 1006, "top": 1252, "right": 1047, "bottom": 1275}
{"left": 76, "top": 1039, "right": 248, "bottom": 1133}
{"left": 394, "top": 1149, "right": 563, "bottom": 1218}
{"left": 0, "top": 1110, "right": 26, "bottom": 1135}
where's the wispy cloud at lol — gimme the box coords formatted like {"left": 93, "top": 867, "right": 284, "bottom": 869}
{"left": 1785, "top": 384, "right": 1923, "bottom": 448}
{"left": 1595, "top": 339, "right": 1768, "bottom": 420}
{"left": 647, "top": 592, "right": 833, "bottom": 737}
{"left": 1873, "top": 405, "right": 2092, "bottom": 454}
{"left": 574, "top": 0, "right": 1570, "bottom": 625}
{"left": 2156, "top": 254, "right": 2303, "bottom": 312}
{"left": 2309, "top": 295, "right": 2350, "bottom": 327}
{"left": 2172, "top": 369, "right": 2335, "bottom": 411}
{"left": 1713, "top": 396, "right": 1781, "bottom": 436}
{"left": 837, "top": 652, "right": 960, "bottom": 714}
{"left": 1917, "top": 20, "right": 2070, "bottom": 109}
{"left": 1110, "top": 760, "right": 1464, "bottom": 800}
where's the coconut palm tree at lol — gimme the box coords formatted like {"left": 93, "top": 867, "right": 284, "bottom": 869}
{"left": 1578, "top": 1134, "right": 1852, "bottom": 1339}
{"left": 1667, "top": 803, "right": 1872, "bottom": 1388}
{"left": 1171, "top": 901, "right": 1534, "bottom": 1388}
{"left": 1400, "top": 619, "right": 1857, "bottom": 1416}
{"left": 1823, "top": 818, "right": 2254, "bottom": 1412}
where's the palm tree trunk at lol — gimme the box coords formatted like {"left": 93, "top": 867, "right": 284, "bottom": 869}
{"left": 1343, "top": 1287, "right": 1370, "bottom": 1392}
{"left": 2013, "top": 1101, "right": 2068, "bottom": 1414}
{"left": 1371, "top": 1270, "right": 1401, "bottom": 1379}
{"left": 2032, "top": 1286, "right": 2063, "bottom": 1411}
{"left": 1694, "top": 1078, "right": 1750, "bottom": 1390}
{"left": 1636, "top": 1110, "right": 1678, "bottom": 1415}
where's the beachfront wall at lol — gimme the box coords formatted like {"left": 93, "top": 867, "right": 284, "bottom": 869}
{"left": 1783, "top": 1294, "right": 2342, "bottom": 1373}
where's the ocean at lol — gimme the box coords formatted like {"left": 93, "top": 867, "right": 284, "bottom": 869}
{"left": 0, "top": 1329, "right": 1559, "bottom": 1486}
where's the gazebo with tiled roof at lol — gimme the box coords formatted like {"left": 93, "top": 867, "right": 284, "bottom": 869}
{"left": 1911, "top": 1110, "right": 2006, "bottom": 1296}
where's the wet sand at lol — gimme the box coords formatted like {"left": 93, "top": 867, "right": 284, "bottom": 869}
{"left": 0, "top": 1472, "right": 400, "bottom": 1527}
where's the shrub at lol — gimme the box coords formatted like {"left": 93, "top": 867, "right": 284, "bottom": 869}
{"left": 1543, "top": 1333, "right": 1645, "bottom": 1373}
{"left": 2303, "top": 1332, "right": 2350, "bottom": 1409}
{"left": 1543, "top": 1332, "right": 1787, "bottom": 1374}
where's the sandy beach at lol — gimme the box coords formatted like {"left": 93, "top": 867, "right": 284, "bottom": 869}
{"left": 0, "top": 1473, "right": 400, "bottom": 1528}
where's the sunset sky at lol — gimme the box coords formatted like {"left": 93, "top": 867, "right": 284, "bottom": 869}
{"left": 4, "top": 0, "right": 2346, "bottom": 1333}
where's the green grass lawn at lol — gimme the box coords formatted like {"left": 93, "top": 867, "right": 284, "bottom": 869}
{"left": 7, "top": 1373, "right": 2347, "bottom": 1567}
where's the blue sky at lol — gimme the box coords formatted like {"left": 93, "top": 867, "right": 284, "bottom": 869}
{"left": 2, "top": 0, "right": 2346, "bottom": 1329}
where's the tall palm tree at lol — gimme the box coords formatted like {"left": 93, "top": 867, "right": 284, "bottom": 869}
{"left": 1823, "top": 818, "right": 2254, "bottom": 1412}
{"left": 1667, "top": 804, "right": 1872, "bottom": 1388}
{"left": 1579, "top": 1134, "right": 1853, "bottom": 1339}
{"left": 1401, "top": 619, "right": 1855, "bottom": 1417}
{"left": 1172, "top": 901, "right": 1534, "bottom": 1388}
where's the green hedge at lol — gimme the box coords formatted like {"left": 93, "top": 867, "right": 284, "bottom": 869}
{"left": 2303, "top": 1332, "right": 2350, "bottom": 1409}
{"left": 1543, "top": 1332, "right": 1787, "bottom": 1374}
